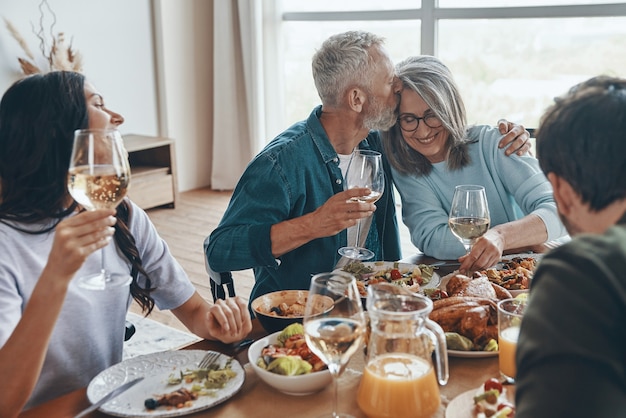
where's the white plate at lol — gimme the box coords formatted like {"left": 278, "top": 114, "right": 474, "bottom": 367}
{"left": 338, "top": 261, "right": 441, "bottom": 291}
{"left": 86, "top": 350, "right": 245, "bottom": 417}
{"left": 445, "top": 388, "right": 476, "bottom": 418}
{"left": 446, "top": 386, "right": 515, "bottom": 418}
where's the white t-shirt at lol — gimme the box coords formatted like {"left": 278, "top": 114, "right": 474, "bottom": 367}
{"left": 0, "top": 200, "right": 195, "bottom": 408}
{"left": 338, "top": 152, "right": 358, "bottom": 247}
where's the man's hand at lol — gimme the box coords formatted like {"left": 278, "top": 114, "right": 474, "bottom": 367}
{"left": 309, "top": 187, "right": 376, "bottom": 238}
{"left": 270, "top": 188, "right": 377, "bottom": 258}
{"left": 497, "top": 119, "right": 532, "bottom": 156}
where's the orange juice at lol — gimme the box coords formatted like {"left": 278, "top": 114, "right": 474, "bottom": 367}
{"left": 499, "top": 326, "right": 520, "bottom": 379}
{"left": 357, "top": 353, "right": 440, "bottom": 418}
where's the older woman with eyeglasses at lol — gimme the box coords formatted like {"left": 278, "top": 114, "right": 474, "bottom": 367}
{"left": 383, "top": 56, "right": 568, "bottom": 273}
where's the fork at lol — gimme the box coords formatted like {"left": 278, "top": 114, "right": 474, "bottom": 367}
{"left": 198, "top": 351, "right": 221, "bottom": 369}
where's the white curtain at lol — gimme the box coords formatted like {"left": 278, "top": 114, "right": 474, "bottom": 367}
{"left": 211, "top": 0, "right": 282, "bottom": 190}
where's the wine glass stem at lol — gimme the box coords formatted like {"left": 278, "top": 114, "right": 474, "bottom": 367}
{"left": 331, "top": 375, "right": 339, "bottom": 417}
{"left": 100, "top": 246, "right": 107, "bottom": 281}
{"left": 354, "top": 218, "right": 362, "bottom": 248}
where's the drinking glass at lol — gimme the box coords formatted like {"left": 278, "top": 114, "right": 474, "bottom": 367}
{"left": 497, "top": 298, "right": 527, "bottom": 383}
{"left": 304, "top": 272, "right": 366, "bottom": 418}
{"left": 448, "top": 184, "right": 490, "bottom": 254}
{"left": 338, "top": 149, "right": 385, "bottom": 261}
{"left": 67, "top": 129, "right": 132, "bottom": 290}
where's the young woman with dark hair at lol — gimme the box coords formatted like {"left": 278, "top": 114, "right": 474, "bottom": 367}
{"left": 0, "top": 71, "right": 252, "bottom": 415}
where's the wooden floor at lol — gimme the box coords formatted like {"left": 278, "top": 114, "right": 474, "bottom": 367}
{"left": 131, "top": 188, "right": 416, "bottom": 333}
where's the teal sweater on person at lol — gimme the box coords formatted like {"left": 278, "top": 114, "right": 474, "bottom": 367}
{"left": 391, "top": 124, "right": 568, "bottom": 260}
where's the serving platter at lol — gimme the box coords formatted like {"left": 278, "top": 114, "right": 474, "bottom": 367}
{"left": 447, "top": 349, "right": 498, "bottom": 358}
{"left": 338, "top": 261, "right": 441, "bottom": 293}
{"left": 86, "top": 350, "right": 244, "bottom": 417}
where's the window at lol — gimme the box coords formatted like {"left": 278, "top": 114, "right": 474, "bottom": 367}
{"left": 274, "top": 1, "right": 626, "bottom": 131}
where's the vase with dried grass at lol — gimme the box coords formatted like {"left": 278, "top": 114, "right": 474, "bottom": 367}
{"left": 3, "top": 0, "right": 83, "bottom": 75}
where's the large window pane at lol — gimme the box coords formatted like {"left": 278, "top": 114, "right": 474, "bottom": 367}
{"left": 439, "top": 17, "right": 626, "bottom": 128}
{"left": 281, "top": 21, "right": 421, "bottom": 126}
{"left": 281, "top": 0, "right": 420, "bottom": 13}
{"left": 440, "top": 0, "right": 610, "bottom": 7}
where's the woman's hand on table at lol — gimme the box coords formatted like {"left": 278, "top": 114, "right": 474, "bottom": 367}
{"left": 206, "top": 296, "right": 253, "bottom": 344}
{"left": 458, "top": 230, "right": 504, "bottom": 274}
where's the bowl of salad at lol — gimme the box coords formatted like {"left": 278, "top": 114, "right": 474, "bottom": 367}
{"left": 248, "top": 323, "right": 332, "bottom": 396}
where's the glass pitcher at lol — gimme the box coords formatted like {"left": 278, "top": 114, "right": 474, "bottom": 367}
{"left": 357, "top": 283, "right": 449, "bottom": 418}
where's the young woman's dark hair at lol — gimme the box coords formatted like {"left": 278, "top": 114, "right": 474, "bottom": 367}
{"left": 0, "top": 71, "right": 155, "bottom": 313}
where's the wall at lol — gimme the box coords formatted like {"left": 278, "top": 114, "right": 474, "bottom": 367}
{"left": 0, "top": 0, "right": 214, "bottom": 192}
{"left": 0, "top": 0, "right": 159, "bottom": 136}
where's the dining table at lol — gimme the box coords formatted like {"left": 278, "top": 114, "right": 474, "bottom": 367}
{"left": 18, "top": 254, "right": 511, "bottom": 418}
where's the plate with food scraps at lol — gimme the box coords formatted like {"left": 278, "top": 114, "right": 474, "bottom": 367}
{"left": 338, "top": 261, "right": 441, "bottom": 299}
{"left": 86, "top": 350, "right": 244, "bottom": 417}
{"left": 445, "top": 382, "right": 515, "bottom": 418}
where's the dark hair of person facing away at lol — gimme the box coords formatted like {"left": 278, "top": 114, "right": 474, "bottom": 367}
{"left": 536, "top": 75, "right": 626, "bottom": 212}
{"left": 0, "top": 71, "right": 155, "bottom": 313}
{"left": 382, "top": 55, "right": 471, "bottom": 177}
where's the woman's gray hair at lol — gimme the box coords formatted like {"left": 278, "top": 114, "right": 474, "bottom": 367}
{"left": 383, "top": 55, "right": 471, "bottom": 176}
{"left": 312, "top": 31, "right": 385, "bottom": 107}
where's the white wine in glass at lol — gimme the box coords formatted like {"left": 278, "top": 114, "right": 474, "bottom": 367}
{"left": 338, "top": 149, "right": 385, "bottom": 261}
{"left": 304, "top": 272, "right": 366, "bottom": 418}
{"left": 67, "top": 129, "right": 132, "bottom": 290}
{"left": 448, "top": 184, "right": 490, "bottom": 254}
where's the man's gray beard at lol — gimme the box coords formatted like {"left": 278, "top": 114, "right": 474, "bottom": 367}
{"left": 363, "top": 98, "right": 397, "bottom": 131}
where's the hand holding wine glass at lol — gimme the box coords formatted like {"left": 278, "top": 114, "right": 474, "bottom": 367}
{"left": 338, "top": 149, "right": 385, "bottom": 261}
{"left": 448, "top": 184, "right": 490, "bottom": 255}
{"left": 304, "top": 272, "right": 366, "bottom": 418}
{"left": 67, "top": 129, "right": 132, "bottom": 290}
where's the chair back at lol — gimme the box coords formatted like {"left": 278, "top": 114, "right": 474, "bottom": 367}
{"left": 204, "top": 238, "right": 236, "bottom": 301}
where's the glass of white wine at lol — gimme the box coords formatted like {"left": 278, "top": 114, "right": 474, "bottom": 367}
{"left": 67, "top": 129, "right": 132, "bottom": 290}
{"left": 338, "top": 149, "right": 385, "bottom": 261}
{"left": 448, "top": 184, "right": 490, "bottom": 254}
{"left": 303, "top": 272, "right": 366, "bottom": 418}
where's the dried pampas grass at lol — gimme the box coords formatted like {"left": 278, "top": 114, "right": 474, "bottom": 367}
{"left": 3, "top": 0, "right": 84, "bottom": 75}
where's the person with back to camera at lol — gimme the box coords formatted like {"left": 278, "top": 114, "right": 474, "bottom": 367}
{"left": 205, "top": 31, "right": 532, "bottom": 304}
{"left": 515, "top": 75, "right": 626, "bottom": 417}
{"left": 0, "top": 71, "right": 252, "bottom": 416}
{"left": 382, "top": 55, "right": 568, "bottom": 274}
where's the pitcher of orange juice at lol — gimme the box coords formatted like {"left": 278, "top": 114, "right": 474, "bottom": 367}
{"left": 357, "top": 283, "right": 448, "bottom": 418}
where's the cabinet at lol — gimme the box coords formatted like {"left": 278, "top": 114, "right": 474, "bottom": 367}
{"left": 123, "top": 134, "right": 177, "bottom": 210}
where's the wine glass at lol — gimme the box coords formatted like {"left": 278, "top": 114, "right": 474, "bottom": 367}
{"left": 67, "top": 129, "right": 132, "bottom": 290}
{"left": 303, "top": 272, "right": 366, "bottom": 418}
{"left": 448, "top": 184, "right": 491, "bottom": 254}
{"left": 338, "top": 149, "right": 385, "bottom": 261}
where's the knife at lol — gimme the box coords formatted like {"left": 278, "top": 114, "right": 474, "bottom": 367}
{"left": 74, "top": 376, "right": 144, "bottom": 418}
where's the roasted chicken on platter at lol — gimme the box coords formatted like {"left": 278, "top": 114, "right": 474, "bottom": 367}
{"left": 429, "top": 274, "right": 512, "bottom": 351}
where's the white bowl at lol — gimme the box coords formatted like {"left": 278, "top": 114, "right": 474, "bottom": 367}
{"left": 247, "top": 331, "right": 332, "bottom": 396}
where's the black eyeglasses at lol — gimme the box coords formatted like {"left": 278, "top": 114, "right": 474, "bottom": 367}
{"left": 397, "top": 112, "right": 442, "bottom": 132}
